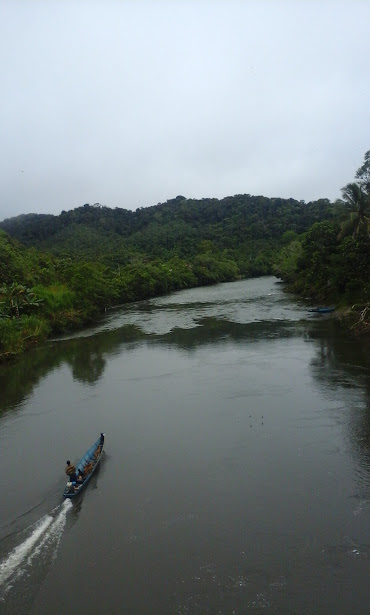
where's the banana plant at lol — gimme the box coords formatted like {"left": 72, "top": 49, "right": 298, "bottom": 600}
{"left": 0, "top": 283, "right": 43, "bottom": 318}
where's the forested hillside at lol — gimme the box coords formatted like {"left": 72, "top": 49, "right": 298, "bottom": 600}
{"left": 0, "top": 193, "right": 335, "bottom": 360}
{"left": 0, "top": 194, "right": 335, "bottom": 275}
{"left": 1, "top": 156, "right": 369, "bottom": 362}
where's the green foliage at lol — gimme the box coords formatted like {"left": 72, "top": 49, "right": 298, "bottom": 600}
{"left": 33, "top": 284, "right": 75, "bottom": 312}
{"left": 0, "top": 283, "right": 43, "bottom": 318}
{"left": 338, "top": 182, "right": 370, "bottom": 238}
{"left": 0, "top": 230, "right": 31, "bottom": 285}
{"left": 112, "top": 258, "right": 198, "bottom": 302}
{"left": 0, "top": 315, "right": 50, "bottom": 358}
{"left": 355, "top": 149, "right": 370, "bottom": 195}
{"left": 273, "top": 239, "right": 303, "bottom": 282}
{"left": 0, "top": 230, "right": 56, "bottom": 287}
{"left": 32, "top": 284, "right": 82, "bottom": 333}
{"left": 335, "top": 235, "right": 370, "bottom": 301}
{"left": 192, "top": 252, "right": 239, "bottom": 286}
{"left": 1, "top": 152, "right": 370, "bottom": 358}
{"left": 281, "top": 230, "right": 299, "bottom": 245}
{"left": 277, "top": 224, "right": 370, "bottom": 303}
{"left": 274, "top": 151, "right": 370, "bottom": 305}
{"left": 66, "top": 262, "right": 118, "bottom": 313}
{"left": 0, "top": 195, "right": 334, "bottom": 271}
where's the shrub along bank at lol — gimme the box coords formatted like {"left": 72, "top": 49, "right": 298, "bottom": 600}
{"left": 0, "top": 232, "right": 242, "bottom": 361}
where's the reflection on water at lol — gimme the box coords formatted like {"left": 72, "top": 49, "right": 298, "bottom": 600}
{"left": 0, "top": 280, "right": 323, "bottom": 413}
{"left": 0, "top": 276, "right": 369, "bottom": 615}
{"left": 1, "top": 279, "right": 369, "bottom": 492}
{"left": 0, "top": 325, "right": 143, "bottom": 414}
{"left": 1, "top": 281, "right": 369, "bottom": 471}
{"left": 1, "top": 279, "right": 369, "bottom": 469}
{"left": 306, "top": 320, "right": 370, "bottom": 479}
{"left": 0, "top": 319, "right": 315, "bottom": 413}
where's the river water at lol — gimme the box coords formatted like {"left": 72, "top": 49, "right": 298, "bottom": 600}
{"left": 0, "top": 276, "right": 369, "bottom": 615}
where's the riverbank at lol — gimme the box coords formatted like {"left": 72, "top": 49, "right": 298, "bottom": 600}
{"left": 0, "top": 307, "right": 93, "bottom": 364}
{"left": 2, "top": 276, "right": 368, "bottom": 365}
{"left": 279, "top": 278, "right": 370, "bottom": 338}
{"left": 0, "top": 272, "right": 239, "bottom": 364}
{"left": 335, "top": 304, "right": 370, "bottom": 336}
{"left": 0, "top": 315, "right": 51, "bottom": 363}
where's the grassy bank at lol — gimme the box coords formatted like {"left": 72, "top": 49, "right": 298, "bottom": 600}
{"left": 0, "top": 260, "right": 241, "bottom": 363}
{"left": 0, "top": 315, "right": 51, "bottom": 361}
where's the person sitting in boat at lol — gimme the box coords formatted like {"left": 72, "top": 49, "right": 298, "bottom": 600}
{"left": 65, "top": 460, "right": 77, "bottom": 483}
{"left": 76, "top": 470, "right": 85, "bottom": 484}
{"left": 100, "top": 433, "right": 105, "bottom": 445}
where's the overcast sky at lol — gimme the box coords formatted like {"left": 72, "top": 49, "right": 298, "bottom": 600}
{"left": 1, "top": 0, "right": 369, "bottom": 222}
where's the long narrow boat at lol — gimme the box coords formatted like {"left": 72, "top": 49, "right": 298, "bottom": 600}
{"left": 307, "top": 307, "right": 335, "bottom": 314}
{"left": 63, "top": 433, "right": 105, "bottom": 498}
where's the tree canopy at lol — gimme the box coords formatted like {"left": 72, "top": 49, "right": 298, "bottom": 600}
{"left": 1, "top": 151, "right": 370, "bottom": 359}
{"left": 274, "top": 150, "right": 370, "bottom": 311}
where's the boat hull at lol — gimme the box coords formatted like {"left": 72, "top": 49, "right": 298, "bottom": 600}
{"left": 63, "top": 435, "right": 104, "bottom": 498}
{"left": 307, "top": 307, "right": 335, "bottom": 314}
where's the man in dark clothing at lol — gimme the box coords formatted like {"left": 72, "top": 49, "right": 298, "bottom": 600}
{"left": 65, "top": 460, "right": 77, "bottom": 483}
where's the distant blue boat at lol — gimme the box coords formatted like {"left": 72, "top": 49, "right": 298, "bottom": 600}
{"left": 307, "top": 307, "right": 335, "bottom": 314}
{"left": 63, "top": 433, "right": 105, "bottom": 498}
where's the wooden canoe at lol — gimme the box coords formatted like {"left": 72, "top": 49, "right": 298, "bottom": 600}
{"left": 63, "top": 433, "right": 105, "bottom": 498}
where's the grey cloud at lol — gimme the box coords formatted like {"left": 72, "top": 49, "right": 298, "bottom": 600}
{"left": 1, "top": 0, "right": 369, "bottom": 221}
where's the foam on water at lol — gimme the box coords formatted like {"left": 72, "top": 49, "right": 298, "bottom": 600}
{"left": 27, "top": 500, "right": 72, "bottom": 565}
{"left": 0, "top": 499, "right": 72, "bottom": 594}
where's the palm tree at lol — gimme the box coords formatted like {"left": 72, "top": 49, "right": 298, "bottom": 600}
{"left": 355, "top": 149, "right": 370, "bottom": 196}
{"left": 338, "top": 182, "right": 370, "bottom": 239}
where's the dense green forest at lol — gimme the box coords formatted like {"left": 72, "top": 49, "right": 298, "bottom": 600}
{"left": 274, "top": 150, "right": 370, "bottom": 332}
{"left": 0, "top": 151, "right": 369, "bottom": 360}
{"left": 0, "top": 193, "right": 336, "bottom": 271}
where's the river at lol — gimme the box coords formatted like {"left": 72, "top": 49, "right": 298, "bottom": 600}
{"left": 0, "top": 276, "right": 369, "bottom": 614}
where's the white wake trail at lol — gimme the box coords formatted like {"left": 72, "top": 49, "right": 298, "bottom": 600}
{"left": 27, "top": 500, "right": 72, "bottom": 565}
{"left": 0, "top": 499, "right": 72, "bottom": 592}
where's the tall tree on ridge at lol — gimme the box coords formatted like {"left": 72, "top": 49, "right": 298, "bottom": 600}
{"left": 355, "top": 149, "right": 370, "bottom": 196}
{"left": 339, "top": 182, "right": 370, "bottom": 238}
